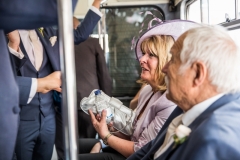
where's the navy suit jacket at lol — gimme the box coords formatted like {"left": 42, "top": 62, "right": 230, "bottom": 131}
{"left": 129, "top": 94, "right": 240, "bottom": 160}
{"left": 127, "top": 107, "right": 183, "bottom": 160}
{"left": 0, "top": 0, "right": 77, "bottom": 159}
{"left": 0, "top": 0, "right": 78, "bottom": 31}
{"left": 13, "top": 9, "right": 101, "bottom": 106}
{"left": 0, "top": 30, "right": 20, "bottom": 160}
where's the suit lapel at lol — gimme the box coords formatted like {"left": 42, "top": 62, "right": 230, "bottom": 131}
{"left": 19, "top": 39, "right": 29, "bottom": 59}
{"left": 147, "top": 107, "right": 183, "bottom": 159}
{"left": 157, "top": 93, "right": 240, "bottom": 160}
{"left": 150, "top": 128, "right": 168, "bottom": 157}
{"left": 17, "top": 39, "right": 30, "bottom": 75}
{"left": 154, "top": 107, "right": 183, "bottom": 151}
{"left": 35, "top": 29, "right": 60, "bottom": 71}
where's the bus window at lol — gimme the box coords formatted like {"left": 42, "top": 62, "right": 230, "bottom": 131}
{"left": 186, "top": 0, "right": 238, "bottom": 24}
{"left": 209, "top": 0, "right": 235, "bottom": 24}
{"left": 228, "top": 29, "right": 240, "bottom": 47}
{"left": 102, "top": 7, "right": 164, "bottom": 106}
{"left": 187, "top": 0, "right": 201, "bottom": 23}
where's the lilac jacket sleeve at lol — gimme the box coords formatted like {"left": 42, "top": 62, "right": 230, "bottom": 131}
{"left": 132, "top": 85, "right": 176, "bottom": 151}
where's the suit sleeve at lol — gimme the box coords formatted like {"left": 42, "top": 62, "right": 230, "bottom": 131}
{"left": 74, "top": 9, "right": 101, "bottom": 45}
{"left": 127, "top": 140, "right": 154, "bottom": 160}
{"left": 0, "top": 0, "right": 77, "bottom": 30}
{"left": 95, "top": 39, "right": 112, "bottom": 96}
{"left": 176, "top": 114, "right": 240, "bottom": 160}
{"left": 16, "top": 76, "right": 32, "bottom": 106}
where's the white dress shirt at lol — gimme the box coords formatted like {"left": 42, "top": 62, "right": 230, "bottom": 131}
{"left": 9, "top": 30, "right": 40, "bottom": 104}
{"left": 90, "top": 6, "right": 102, "bottom": 17}
{"left": 8, "top": 6, "right": 102, "bottom": 104}
{"left": 154, "top": 93, "right": 224, "bottom": 159}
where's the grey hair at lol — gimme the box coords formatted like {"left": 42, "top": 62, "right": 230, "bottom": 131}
{"left": 179, "top": 25, "right": 240, "bottom": 94}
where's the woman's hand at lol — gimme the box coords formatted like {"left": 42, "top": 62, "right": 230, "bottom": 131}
{"left": 89, "top": 109, "right": 109, "bottom": 139}
{"left": 107, "top": 121, "right": 117, "bottom": 132}
{"left": 95, "top": 113, "right": 101, "bottom": 122}
{"left": 90, "top": 142, "right": 101, "bottom": 153}
{"left": 108, "top": 121, "right": 131, "bottom": 140}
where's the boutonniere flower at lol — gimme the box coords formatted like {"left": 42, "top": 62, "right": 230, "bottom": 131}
{"left": 38, "top": 27, "right": 44, "bottom": 37}
{"left": 49, "top": 36, "right": 57, "bottom": 46}
{"left": 173, "top": 124, "right": 191, "bottom": 148}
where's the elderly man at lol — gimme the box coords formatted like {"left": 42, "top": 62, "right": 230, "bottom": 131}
{"left": 127, "top": 25, "right": 240, "bottom": 160}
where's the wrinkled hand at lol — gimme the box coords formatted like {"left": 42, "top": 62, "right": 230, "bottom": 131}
{"left": 37, "top": 71, "right": 62, "bottom": 93}
{"left": 90, "top": 142, "right": 101, "bottom": 153}
{"left": 89, "top": 109, "right": 109, "bottom": 139}
{"left": 7, "top": 30, "right": 20, "bottom": 51}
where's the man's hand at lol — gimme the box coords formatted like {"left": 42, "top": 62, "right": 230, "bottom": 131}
{"left": 73, "top": 16, "right": 80, "bottom": 30}
{"left": 92, "top": 0, "right": 103, "bottom": 9}
{"left": 37, "top": 71, "right": 62, "bottom": 93}
{"left": 90, "top": 142, "right": 101, "bottom": 153}
{"left": 7, "top": 30, "right": 20, "bottom": 51}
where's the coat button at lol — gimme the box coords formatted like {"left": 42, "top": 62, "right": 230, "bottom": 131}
{"left": 12, "top": 106, "right": 20, "bottom": 114}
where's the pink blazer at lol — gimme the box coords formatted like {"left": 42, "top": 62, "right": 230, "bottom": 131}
{"left": 131, "top": 85, "right": 176, "bottom": 151}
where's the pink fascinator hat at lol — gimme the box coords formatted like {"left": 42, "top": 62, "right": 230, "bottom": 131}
{"left": 135, "top": 20, "right": 201, "bottom": 60}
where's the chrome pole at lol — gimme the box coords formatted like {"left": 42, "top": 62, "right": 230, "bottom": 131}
{"left": 236, "top": 0, "right": 238, "bottom": 20}
{"left": 180, "top": 0, "right": 187, "bottom": 20}
{"left": 57, "top": 0, "right": 78, "bottom": 159}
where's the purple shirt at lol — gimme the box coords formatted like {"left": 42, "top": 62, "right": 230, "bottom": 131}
{"left": 131, "top": 85, "right": 176, "bottom": 151}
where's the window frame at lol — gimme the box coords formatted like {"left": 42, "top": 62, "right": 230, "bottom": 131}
{"left": 98, "top": 5, "right": 165, "bottom": 105}
{"left": 185, "top": 0, "right": 240, "bottom": 26}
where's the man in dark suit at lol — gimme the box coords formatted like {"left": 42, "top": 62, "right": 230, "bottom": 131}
{"left": 45, "top": 2, "right": 103, "bottom": 159}
{"left": 128, "top": 26, "right": 240, "bottom": 160}
{"left": 7, "top": 1, "right": 102, "bottom": 159}
{"left": 75, "top": 37, "right": 112, "bottom": 138}
{"left": 0, "top": 0, "right": 71, "bottom": 159}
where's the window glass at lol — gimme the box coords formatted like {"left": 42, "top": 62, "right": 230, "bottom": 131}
{"left": 187, "top": 0, "right": 201, "bottom": 23}
{"left": 103, "top": 7, "right": 164, "bottom": 105}
{"left": 209, "top": 0, "right": 235, "bottom": 24}
{"left": 228, "top": 29, "right": 240, "bottom": 47}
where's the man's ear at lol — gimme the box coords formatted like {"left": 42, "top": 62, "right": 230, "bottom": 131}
{"left": 191, "top": 61, "right": 207, "bottom": 87}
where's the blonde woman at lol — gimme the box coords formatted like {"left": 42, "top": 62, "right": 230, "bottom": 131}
{"left": 79, "top": 34, "right": 176, "bottom": 160}
{"left": 79, "top": 20, "right": 198, "bottom": 160}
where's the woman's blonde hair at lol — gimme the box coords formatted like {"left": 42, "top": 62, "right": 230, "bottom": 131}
{"left": 140, "top": 35, "right": 174, "bottom": 91}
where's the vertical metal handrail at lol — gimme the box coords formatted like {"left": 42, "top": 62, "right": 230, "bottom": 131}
{"left": 184, "top": 0, "right": 197, "bottom": 20}
{"left": 180, "top": 0, "right": 187, "bottom": 20}
{"left": 201, "top": 0, "right": 209, "bottom": 24}
{"left": 200, "top": 0, "right": 203, "bottom": 23}
{"left": 235, "top": 0, "right": 239, "bottom": 20}
{"left": 101, "top": 9, "right": 107, "bottom": 59}
{"left": 57, "top": 0, "right": 78, "bottom": 160}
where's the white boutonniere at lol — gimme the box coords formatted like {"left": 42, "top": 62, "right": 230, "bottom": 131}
{"left": 49, "top": 36, "right": 57, "bottom": 46}
{"left": 173, "top": 124, "right": 191, "bottom": 148}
